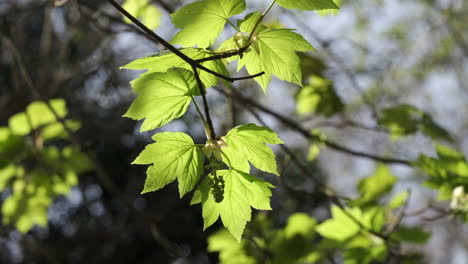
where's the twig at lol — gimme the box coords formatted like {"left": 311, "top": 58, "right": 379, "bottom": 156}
{"left": 192, "top": 65, "right": 216, "bottom": 139}
{"left": 215, "top": 86, "right": 412, "bottom": 166}
{"left": 195, "top": 0, "right": 277, "bottom": 63}
{"left": 385, "top": 189, "right": 411, "bottom": 235}
{"left": 105, "top": 0, "right": 264, "bottom": 82}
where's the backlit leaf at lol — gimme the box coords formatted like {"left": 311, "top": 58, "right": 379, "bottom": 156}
{"left": 221, "top": 123, "right": 283, "bottom": 175}
{"left": 123, "top": 68, "right": 197, "bottom": 132}
{"left": 122, "top": 48, "right": 229, "bottom": 88}
{"left": 133, "top": 132, "right": 204, "bottom": 197}
{"left": 170, "top": 0, "right": 246, "bottom": 47}
{"left": 122, "top": 0, "right": 161, "bottom": 30}
{"left": 276, "top": 0, "right": 339, "bottom": 11}
{"left": 191, "top": 169, "right": 273, "bottom": 241}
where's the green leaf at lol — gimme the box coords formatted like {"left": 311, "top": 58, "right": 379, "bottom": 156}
{"left": 388, "top": 190, "right": 410, "bottom": 209}
{"left": 208, "top": 229, "right": 256, "bottom": 264}
{"left": 276, "top": 0, "right": 339, "bottom": 11}
{"left": 391, "top": 226, "right": 431, "bottom": 243}
{"left": 354, "top": 165, "right": 397, "bottom": 206}
{"left": 0, "top": 127, "right": 25, "bottom": 159}
{"left": 221, "top": 123, "right": 283, "bottom": 175}
{"left": 170, "top": 0, "right": 246, "bottom": 47}
{"left": 296, "top": 75, "right": 344, "bottom": 116}
{"left": 122, "top": 48, "right": 229, "bottom": 88}
{"left": 284, "top": 213, "right": 317, "bottom": 238}
{"left": 133, "top": 132, "right": 204, "bottom": 197}
{"left": 1, "top": 162, "right": 84, "bottom": 233}
{"left": 316, "top": 205, "right": 360, "bottom": 241}
{"left": 237, "top": 28, "right": 314, "bottom": 91}
{"left": 123, "top": 68, "right": 197, "bottom": 132}
{"left": 8, "top": 99, "right": 67, "bottom": 136}
{"left": 2, "top": 187, "right": 51, "bottom": 233}
{"left": 191, "top": 169, "right": 274, "bottom": 241}
{"left": 378, "top": 104, "right": 453, "bottom": 141}
{"left": 122, "top": 0, "right": 161, "bottom": 30}
{"left": 416, "top": 144, "right": 468, "bottom": 199}
{"left": 307, "top": 143, "right": 321, "bottom": 161}
{"left": 0, "top": 165, "right": 18, "bottom": 190}
{"left": 40, "top": 120, "right": 81, "bottom": 141}
{"left": 317, "top": 0, "right": 342, "bottom": 15}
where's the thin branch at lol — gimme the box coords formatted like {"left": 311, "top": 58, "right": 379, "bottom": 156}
{"left": 192, "top": 65, "right": 216, "bottom": 139}
{"left": 214, "top": 86, "right": 412, "bottom": 166}
{"left": 195, "top": 0, "right": 277, "bottom": 63}
{"left": 246, "top": 106, "right": 348, "bottom": 201}
{"left": 248, "top": 0, "right": 276, "bottom": 43}
{"left": 289, "top": 12, "right": 380, "bottom": 119}
{"left": 105, "top": 0, "right": 264, "bottom": 82}
{"left": 385, "top": 189, "right": 411, "bottom": 235}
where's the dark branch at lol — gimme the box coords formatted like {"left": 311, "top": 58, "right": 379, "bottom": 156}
{"left": 192, "top": 65, "right": 216, "bottom": 139}
{"left": 105, "top": 0, "right": 264, "bottom": 83}
{"left": 215, "top": 86, "right": 412, "bottom": 166}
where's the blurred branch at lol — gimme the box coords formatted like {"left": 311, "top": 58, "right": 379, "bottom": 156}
{"left": 215, "top": 86, "right": 412, "bottom": 166}
{"left": 289, "top": 11, "right": 380, "bottom": 120}
{"left": 245, "top": 105, "right": 350, "bottom": 201}
{"left": 3, "top": 35, "right": 188, "bottom": 258}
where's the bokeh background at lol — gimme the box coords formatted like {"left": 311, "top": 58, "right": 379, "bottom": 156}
{"left": 1, "top": 0, "right": 467, "bottom": 263}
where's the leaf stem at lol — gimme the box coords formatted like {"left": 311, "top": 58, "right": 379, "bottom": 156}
{"left": 226, "top": 19, "right": 241, "bottom": 32}
{"left": 195, "top": 0, "right": 277, "bottom": 63}
{"left": 192, "top": 65, "right": 216, "bottom": 140}
{"left": 247, "top": 0, "right": 276, "bottom": 43}
{"left": 191, "top": 95, "right": 209, "bottom": 131}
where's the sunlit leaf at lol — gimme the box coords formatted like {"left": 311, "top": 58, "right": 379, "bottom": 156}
{"left": 296, "top": 75, "right": 344, "bottom": 117}
{"left": 221, "top": 123, "right": 283, "bottom": 175}
{"left": 354, "top": 165, "right": 396, "bottom": 206}
{"left": 276, "top": 0, "right": 339, "bottom": 11}
{"left": 122, "top": 48, "right": 229, "bottom": 88}
{"left": 378, "top": 104, "right": 452, "bottom": 141}
{"left": 122, "top": 0, "right": 161, "bottom": 30}
{"left": 316, "top": 205, "right": 360, "bottom": 241}
{"left": 170, "top": 0, "right": 246, "bottom": 47}
{"left": 123, "top": 68, "right": 197, "bottom": 132}
{"left": 191, "top": 169, "right": 273, "bottom": 241}
{"left": 133, "top": 132, "right": 204, "bottom": 197}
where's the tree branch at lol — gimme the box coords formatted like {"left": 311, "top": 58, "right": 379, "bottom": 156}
{"left": 105, "top": 0, "right": 264, "bottom": 82}
{"left": 192, "top": 65, "right": 216, "bottom": 140}
{"left": 215, "top": 86, "right": 412, "bottom": 166}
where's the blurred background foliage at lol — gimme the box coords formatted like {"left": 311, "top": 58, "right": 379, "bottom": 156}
{"left": 0, "top": 0, "right": 467, "bottom": 263}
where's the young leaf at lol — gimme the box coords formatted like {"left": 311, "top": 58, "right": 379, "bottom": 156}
{"left": 316, "top": 205, "right": 360, "bottom": 241}
{"left": 8, "top": 99, "right": 67, "bottom": 136}
{"left": 317, "top": 0, "right": 342, "bottom": 15}
{"left": 170, "top": 0, "right": 246, "bottom": 47}
{"left": 378, "top": 104, "right": 453, "bottom": 142}
{"left": 276, "top": 0, "right": 339, "bottom": 11}
{"left": 222, "top": 13, "right": 315, "bottom": 91}
{"left": 122, "top": 0, "right": 161, "bottom": 30}
{"left": 391, "top": 226, "right": 431, "bottom": 243}
{"left": 133, "top": 132, "right": 204, "bottom": 197}
{"left": 122, "top": 48, "right": 229, "bottom": 88}
{"left": 191, "top": 169, "right": 274, "bottom": 241}
{"left": 388, "top": 190, "right": 409, "bottom": 209}
{"left": 416, "top": 144, "right": 468, "bottom": 200}
{"left": 221, "top": 123, "right": 283, "bottom": 175}
{"left": 296, "top": 75, "right": 344, "bottom": 117}
{"left": 354, "top": 165, "right": 396, "bottom": 206}
{"left": 123, "top": 68, "right": 197, "bottom": 132}
{"left": 208, "top": 229, "right": 256, "bottom": 263}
